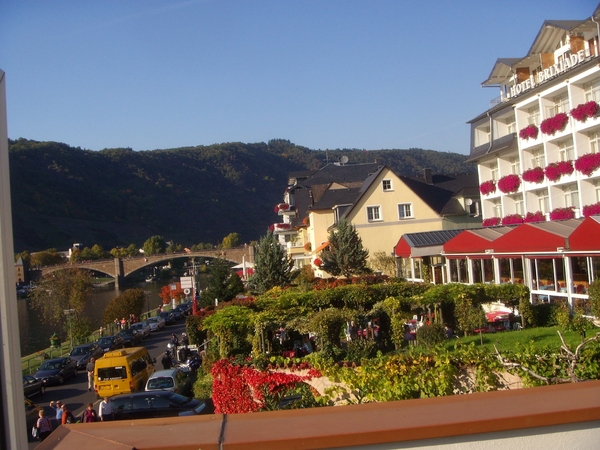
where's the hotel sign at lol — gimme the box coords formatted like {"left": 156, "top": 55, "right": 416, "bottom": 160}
{"left": 507, "top": 50, "right": 587, "bottom": 99}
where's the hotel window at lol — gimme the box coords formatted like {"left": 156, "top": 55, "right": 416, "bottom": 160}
{"left": 366, "top": 206, "right": 381, "bottom": 222}
{"left": 510, "top": 156, "right": 521, "bottom": 175}
{"left": 514, "top": 194, "right": 524, "bottom": 215}
{"left": 527, "top": 105, "right": 540, "bottom": 126}
{"left": 504, "top": 116, "right": 516, "bottom": 134}
{"left": 537, "top": 189, "right": 550, "bottom": 214}
{"left": 546, "top": 93, "right": 569, "bottom": 116}
{"left": 490, "top": 163, "right": 499, "bottom": 181}
{"left": 584, "top": 77, "right": 600, "bottom": 103}
{"left": 531, "top": 149, "right": 545, "bottom": 168}
{"left": 382, "top": 179, "right": 392, "bottom": 191}
{"left": 398, "top": 203, "right": 413, "bottom": 219}
{"left": 558, "top": 139, "right": 575, "bottom": 161}
{"left": 590, "top": 130, "right": 600, "bottom": 154}
{"left": 595, "top": 180, "right": 600, "bottom": 202}
{"left": 563, "top": 183, "right": 580, "bottom": 209}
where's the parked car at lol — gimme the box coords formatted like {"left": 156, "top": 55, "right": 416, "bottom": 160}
{"left": 69, "top": 342, "right": 104, "bottom": 370}
{"left": 130, "top": 321, "right": 151, "bottom": 339}
{"left": 97, "top": 335, "right": 126, "bottom": 353}
{"left": 117, "top": 328, "right": 143, "bottom": 347}
{"left": 146, "top": 316, "right": 165, "bottom": 332}
{"left": 170, "top": 308, "right": 184, "bottom": 321}
{"left": 110, "top": 391, "right": 211, "bottom": 420}
{"left": 176, "top": 303, "right": 192, "bottom": 315}
{"left": 145, "top": 368, "right": 193, "bottom": 397}
{"left": 159, "top": 311, "right": 176, "bottom": 325}
{"left": 33, "top": 357, "right": 77, "bottom": 386}
{"left": 23, "top": 375, "right": 45, "bottom": 397}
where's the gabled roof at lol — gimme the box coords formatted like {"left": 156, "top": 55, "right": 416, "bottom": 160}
{"left": 569, "top": 216, "right": 600, "bottom": 251}
{"left": 394, "top": 229, "right": 463, "bottom": 258}
{"left": 527, "top": 20, "right": 587, "bottom": 55}
{"left": 481, "top": 58, "right": 522, "bottom": 87}
{"left": 491, "top": 219, "right": 580, "bottom": 253}
{"left": 444, "top": 227, "right": 513, "bottom": 254}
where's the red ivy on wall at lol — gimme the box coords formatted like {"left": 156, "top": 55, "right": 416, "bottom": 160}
{"left": 211, "top": 359, "right": 320, "bottom": 414}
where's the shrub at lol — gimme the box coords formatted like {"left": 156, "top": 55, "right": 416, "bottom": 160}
{"left": 416, "top": 324, "right": 445, "bottom": 348}
{"left": 345, "top": 338, "right": 378, "bottom": 364}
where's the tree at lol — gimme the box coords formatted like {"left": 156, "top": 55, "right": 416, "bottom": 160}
{"left": 143, "top": 235, "right": 166, "bottom": 255}
{"left": 320, "top": 219, "right": 370, "bottom": 278}
{"left": 103, "top": 288, "right": 147, "bottom": 325}
{"left": 29, "top": 269, "right": 94, "bottom": 341}
{"left": 30, "top": 248, "right": 65, "bottom": 267}
{"left": 200, "top": 258, "right": 245, "bottom": 307}
{"left": 369, "top": 251, "right": 397, "bottom": 276}
{"left": 159, "top": 282, "right": 186, "bottom": 305}
{"left": 250, "top": 231, "right": 294, "bottom": 293}
{"left": 222, "top": 232, "right": 242, "bottom": 249}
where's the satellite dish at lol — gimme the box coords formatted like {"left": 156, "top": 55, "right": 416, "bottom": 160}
{"left": 340, "top": 155, "right": 349, "bottom": 165}
{"left": 465, "top": 198, "right": 473, "bottom": 206}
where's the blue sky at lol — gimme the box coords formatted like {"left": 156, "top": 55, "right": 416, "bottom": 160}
{"left": 1, "top": 1, "right": 597, "bottom": 155}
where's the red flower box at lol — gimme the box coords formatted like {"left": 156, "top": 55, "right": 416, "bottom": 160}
{"left": 497, "top": 174, "right": 521, "bottom": 194}
{"left": 540, "top": 113, "right": 569, "bottom": 135}
{"left": 482, "top": 217, "right": 501, "bottom": 227}
{"left": 582, "top": 202, "right": 600, "bottom": 217}
{"left": 313, "top": 258, "right": 322, "bottom": 267}
{"left": 574, "top": 153, "right": 600, "bottom": 176}
{"left": 524, "top": 211, "right": 546, "bottom": 223}
{"left": 519, "top": 124, "right": 539, "bottom": 140}
{"left": 570, "top": 101, "right": 599, "bottom": 122}
{"left": 544, "top": 160, "right": 574, "bottom": 182}
{"left": 479, "top": 180, "right": 496, "bottom": 196}
{"left": 521, "top": 167, "right": 545, "bottom": 184}
{"left": 501, "top": 214, "right": 524, "bottom": 226}
{"left": 549, "top": 207, "right": 575, "bottom": 221}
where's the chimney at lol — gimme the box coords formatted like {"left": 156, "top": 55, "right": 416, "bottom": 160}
{"left": 424, "top": 168, "right": 433, "bottom": 185}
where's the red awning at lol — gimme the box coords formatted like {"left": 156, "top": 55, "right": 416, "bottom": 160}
{"left": 569, "top": 216, "right": 600, "bottom": 251}
{"left": 443, "top": 227, "right": 512, "bottom": 255}
{"left": 394, "top": 237, "right": 412, "bottom": 258}
{"left": 492, "top": 222, "right": 576, "bottom": 253}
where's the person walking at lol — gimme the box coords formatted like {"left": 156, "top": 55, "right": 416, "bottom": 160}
{"left": 61, "top": 404, "right": 75, "bottom": 424}
{"left": 81, "top": 402, "right": 98, "bottom": 422}
{"left": 161, "top": 351, "right": 172, "bottom": 370}
{"left": 36, "top": 409, "right": 53, "bottom": 441}
{"left": 52, "top": 400, "right": 64, "bottom": 426}
{"left": 86, "top": 357, "right": 95, "bottom": 392}
{"left": 99, "top": 396, "right": 114, "bottom": 421}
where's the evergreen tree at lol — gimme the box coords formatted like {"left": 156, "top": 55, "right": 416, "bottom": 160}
{"left": 143, "top": 235, "right": 166, "bottom": 255}
{"left": 320, "top": 219, "right": 370, "bottom": 278}
{"left": 200, "top": 258, "right": 244, "bottom": 307}
{"left": 250, "top": 231, "right": 294, "bottom": 293}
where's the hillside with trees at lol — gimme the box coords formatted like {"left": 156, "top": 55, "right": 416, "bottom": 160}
{"left": 8, "top": 138, "right": 475, "bottom": 252}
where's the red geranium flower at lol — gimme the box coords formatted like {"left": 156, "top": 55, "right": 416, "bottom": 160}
{"left": 497, "top": 174, "right": 521, "bottom": 194}
{"left": 479, "top": 180, "right": 496, "bottom": 196}
{"left": 521, "top": 167, "right": 545, "bottom": 184}
{"left": 540, "top": 113, "right": 569, "bottom": 135}
{"left": 570, "top": 101, "right": 599, "bottom": 122}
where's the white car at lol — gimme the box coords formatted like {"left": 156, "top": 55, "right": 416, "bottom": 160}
{"left": 130, "top": 321, "right": 151, "bottom": 338}
{"left": 146, "top": 316, "right": 166, "bottom": 332}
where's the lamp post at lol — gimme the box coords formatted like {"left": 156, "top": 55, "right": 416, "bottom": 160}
{"left": 63, "top": 309, "right": 75, "bottom": 350}
{"left": 144, "top": 291, "right": 151, "bottom": 318}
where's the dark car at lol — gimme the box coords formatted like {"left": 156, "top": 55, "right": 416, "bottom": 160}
{"left": 23, "top": 375, "right": 45, "bottom": 397}
{"left": 97, "top": 335, "right": 125, "bottom": 353}
{"left": 117, "top": 328, "right": 143, "bottom": 347}
{"left": 69, "top": 342, "right": 104, "bottom": 370}
{"left": 159, "top": 311, "right": 176, "bottom": 325}
{"left": 33, "top": 357, "right": 77, "bottom": 386}
{"left": 110, "top": 391, "right": 212, "bottom": 420}
{"left": 170, "top": 308, "right": 184, "bottom": 321}
{"left": 177, "top": 303, "right": 192, "bottom": 315}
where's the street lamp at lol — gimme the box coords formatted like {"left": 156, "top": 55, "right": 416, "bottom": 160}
{"left": 144, "top": 291, "right": 151, "bottom": 318}
{"left": 63, "top": 309, "right": 75, "bottom": 350}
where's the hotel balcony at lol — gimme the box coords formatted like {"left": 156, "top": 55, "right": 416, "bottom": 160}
{"left": 270, "top": 222, "right": 296, "bottom": 235}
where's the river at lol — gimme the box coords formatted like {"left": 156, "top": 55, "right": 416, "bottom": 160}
{"left": 18, "top": 275, "right": 209, "bottom": 357}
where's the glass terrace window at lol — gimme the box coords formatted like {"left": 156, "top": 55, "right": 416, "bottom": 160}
{"left": 398, "top": 203, "right": 413, "bottom": 219}
{"left": 527, "top": 105, "right": 540, "bottom": 126}
{"left": 547, "top": 93, "right": 569, "bottom": 115}
{"left": 514, "top": 194, "right": 524, "bottom": 215}
{"left": 584, "top": 77, "right": 600, "bottom": 103}
{"left": 493, "top": 200, "right": 502, "bottom": 218}
{"left": 510, "top": 156, "right": 521, "bottom": 175}
{"left": 490, "top": 163, "right": 499, "bottom": 181}
{"left": 563, "top": 184, "right": 580, "bottom": 209}
{"left": 382, "top": 179, "right": 392, "bottom": 191}
{"left": 531, "top": 149, "right": 545, "bottom": 168}
{"left": 366, "top": 206, "right": 381, "bottom": 222}
{"left": 589, "top": 131, "right": 600, "bottom": 154}
{"left": 537, "top": 189, "right": 549, "bottom": 214}
{"left": 558, "top": 139, "right": 574, "bottom": 161}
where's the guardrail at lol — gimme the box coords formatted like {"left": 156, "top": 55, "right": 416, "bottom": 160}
{"left": 20, "top": 308, "right": 163, "bottom": 375}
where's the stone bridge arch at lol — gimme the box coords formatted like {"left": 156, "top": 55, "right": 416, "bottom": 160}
{"left": 38, "top": 246, "right": 254, "bottom": 288}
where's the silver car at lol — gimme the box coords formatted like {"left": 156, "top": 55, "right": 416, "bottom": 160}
{"left": 130, "top": 321, "right": 151, "bottom": 339}
{"left": 146, "top": 316, "right": 165, "bottom": 332}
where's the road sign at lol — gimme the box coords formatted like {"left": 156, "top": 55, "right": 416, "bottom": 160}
{"left": 180, "top": 276, "right": 194, "bottom": 289}
{"left": 184, "top": 288, "right": 191, "bottom": 295}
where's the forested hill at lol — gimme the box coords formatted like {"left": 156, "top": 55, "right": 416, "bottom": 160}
{"left": 8, "top": 138, "right": 475, "bottom": 253}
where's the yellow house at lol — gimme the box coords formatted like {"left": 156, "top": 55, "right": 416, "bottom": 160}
{"left": 275, "top": 163, "right": 482, "bottom": 277}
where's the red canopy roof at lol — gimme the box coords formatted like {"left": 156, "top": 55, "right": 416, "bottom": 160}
{"left": 444, "top": 227, "right": 512, "bottom": 254}
{"left": 569, "top": 216, "right": 600, "bottom": 251}
{"left": 491, "top": 221, "right": 578, "bottom": 253}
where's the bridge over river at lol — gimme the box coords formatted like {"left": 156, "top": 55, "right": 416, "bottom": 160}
{"left": 38, "top": 246, "right": 254, "bottom": 288}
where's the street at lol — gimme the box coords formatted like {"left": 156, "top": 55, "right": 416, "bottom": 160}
{"left": 28, "top": 320, "right": 187, "bottom": 448}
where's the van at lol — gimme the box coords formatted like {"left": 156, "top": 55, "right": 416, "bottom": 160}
{"left": 94, "top": 347, "right": 156, "bottom": 398}
{"left": 145, "top": 368, "right": 193, "bottom": 397}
